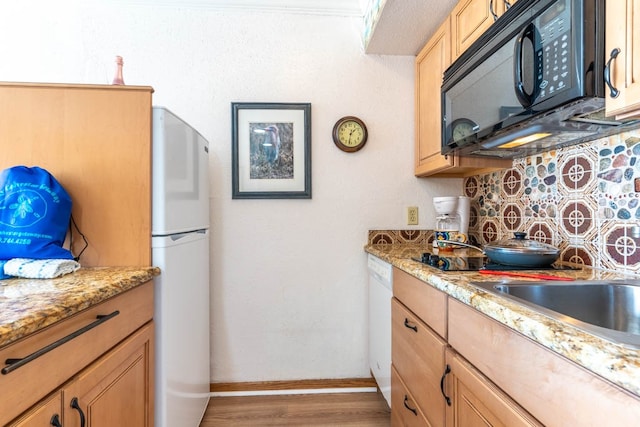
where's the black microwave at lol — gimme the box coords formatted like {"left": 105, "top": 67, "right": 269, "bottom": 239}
{"left": 440, "top": 0, "right": 632, "bottom": 159}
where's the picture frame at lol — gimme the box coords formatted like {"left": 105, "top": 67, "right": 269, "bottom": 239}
{"left": 231, "top": 102, "right": 311, "bottom": 199}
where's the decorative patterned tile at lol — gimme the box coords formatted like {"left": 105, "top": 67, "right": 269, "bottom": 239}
{"left": 463, "top": 176, "right": 480, "bottom": 199}
{"left": 480, "top": 218, "right": 500, "bottom": 244}
{"left": 384, "top": 130, "right": 640, "bottom": 274}
{"left": 597, "top": 131, "right": 640, "bottom": 220}
{"left": 465, "top": 129, "right": 640, "bottom": 274}
{"left": 557, "top": 142, "right": 598, "bottom": 194}
{"left": 368, "top": 230, "right": 430, "bottom": 246}
{"left": 478, "top": 171, "right": 503, "bottom": 218}
{"left": 527, "top": 221, "right": 556, "bottom": 246}
{"left": 558, "top": 196, "right": 598, "bottom": 238}
{"left": 501, "top": 202, "right": 524, "bottom": 232}
{"left": 501, "top": 165, "right": 524, "bottom": 199}
{"left": 559, "top": 245, "right": 596, "bottom": 267}
{"left": 600, "top": 222, "right": 640, "bottom": 273}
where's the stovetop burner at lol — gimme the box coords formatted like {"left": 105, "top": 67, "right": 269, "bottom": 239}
{"left": 412, "top": 252, "right": 580, "bottom": 272}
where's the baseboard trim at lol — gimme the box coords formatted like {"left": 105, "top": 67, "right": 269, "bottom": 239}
{"left": 211, "top": 378, "right": 378, "bottom": 396}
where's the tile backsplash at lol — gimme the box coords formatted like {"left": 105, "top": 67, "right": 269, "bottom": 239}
{"left": 466, "top": 129, "right": 640, "bottom": 275}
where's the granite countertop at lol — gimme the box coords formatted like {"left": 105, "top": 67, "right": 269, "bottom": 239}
{"left": 0, "top": 266, "right": 160, "bottom": 348}
{"left": 365, "top": 243, "right": 640, "bottom": 398}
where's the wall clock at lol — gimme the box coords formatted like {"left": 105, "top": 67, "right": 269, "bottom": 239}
{"left": 332, "top": 116, "right": 368, "bottom": 152}
{"left": 450, "top": 118, "right": 478, "bottom": 142}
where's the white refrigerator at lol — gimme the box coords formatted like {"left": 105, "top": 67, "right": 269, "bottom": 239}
{"left": 152, "top": 107, "right": 211, "bottom": 427}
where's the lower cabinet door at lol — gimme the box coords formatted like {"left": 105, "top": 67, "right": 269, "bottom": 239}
{"left": 444, "top": 349, "right": 542, "bottom": 427}
{"left": 63, "top": 323, "right": 154, "bottom": 427}
{"left": 8, "top": 391, "right": 63, "bottom": 427}
{"left": 391, "top": 366, "right": 432, "bottom": 427}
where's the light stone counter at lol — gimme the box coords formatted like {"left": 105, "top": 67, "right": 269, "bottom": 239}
{"left": 0, "top": 267, "right": 160, "bottom": 348}
{"left": 365, "top": 243, "right": 640, "bottom": 397}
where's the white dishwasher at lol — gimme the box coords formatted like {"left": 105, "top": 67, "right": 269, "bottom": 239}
{"left": 367, "top": 253, "right": 393, "bottom": 407}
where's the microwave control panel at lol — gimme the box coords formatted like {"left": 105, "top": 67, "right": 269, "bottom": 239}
{"left": 536, "top": 0, "right": 571, "bottom": 101}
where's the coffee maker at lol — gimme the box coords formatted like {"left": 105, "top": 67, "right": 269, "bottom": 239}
{"left": 433, "top": 196, "right": 470, "bottom": 250}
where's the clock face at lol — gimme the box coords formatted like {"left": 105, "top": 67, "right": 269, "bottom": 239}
{"left": 451, "top": 118, "right": 478, "bottom": 142}
{"left": 333, "top": 116, "right": 368, "bottom": 152}
{"left": 338, "top": 120, "right": 364, "bottom": 146}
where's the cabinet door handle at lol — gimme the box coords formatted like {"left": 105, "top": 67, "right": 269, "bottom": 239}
{"left": 70, "top": 397, "right": 86, "bottom": 427}
{"left": 403, "top": 318, "right": 418, "bottom": 332}
{"left": 440, "top": 364, "right": 452, "bottom": 406}
{"left": 504, "top": 0, "right": 512, "bottom": 10}
{"left": 489, "top": 0, "right": 499, "bottom": 21}
{"left": 50, "top": 414, "right": 63, "bottom": 427}
{"left": 604, "top": 48, "right": 621, "bottom": 98}
{"left": 403, "top": 395, "right": 418, "bottom": 416}
{"left": 1, "top": 310, "right": 120, "bottom": 375}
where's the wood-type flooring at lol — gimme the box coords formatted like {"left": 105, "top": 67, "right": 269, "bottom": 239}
{"left": 200, "top": 391, "right": 391, "bottom": 426}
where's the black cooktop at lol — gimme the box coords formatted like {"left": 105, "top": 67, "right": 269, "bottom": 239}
{"left": 412, "top": 252, "right": 579, "bottom": 272}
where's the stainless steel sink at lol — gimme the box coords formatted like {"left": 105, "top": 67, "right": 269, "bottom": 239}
{"left": 471, "top": 280, "right": 640, "bottom": 348}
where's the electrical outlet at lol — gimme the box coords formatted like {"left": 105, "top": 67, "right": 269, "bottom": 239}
{"left": 407, "top": 206, "right": 419, "bottom": 225}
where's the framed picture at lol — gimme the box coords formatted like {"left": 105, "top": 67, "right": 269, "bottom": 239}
{"left": 231, "top": 102, "right": 311, "bottom": 199}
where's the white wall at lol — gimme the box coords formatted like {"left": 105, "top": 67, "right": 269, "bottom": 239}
{"left": 0, "top": 1, "right": 462, "bottom": 382}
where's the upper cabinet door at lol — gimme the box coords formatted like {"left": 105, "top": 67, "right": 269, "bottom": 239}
{"left": 451, "top": 0, "right": 503, "bottom": 61}
{"left": 415, "top": 19, "right": 454, "bottom": 176}
{"left": 450, "top": 0, "right": 519, "bottom": 61}
{"left": 605, "top": 0, "right": 640, "bottom": 119}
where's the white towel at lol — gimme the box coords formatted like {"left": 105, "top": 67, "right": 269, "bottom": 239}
{"left": 4, "top": 258, "right": 81, "bottom": 279}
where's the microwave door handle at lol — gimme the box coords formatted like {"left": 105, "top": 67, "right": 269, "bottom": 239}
{"left": 514, "top": 23, "right": 539, "bottom": 107}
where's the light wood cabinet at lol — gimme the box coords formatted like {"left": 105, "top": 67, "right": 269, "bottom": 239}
{"left": 451, "top": 0, "right": 503, "bottom": 61}
{"left": 63, "top": 323, "right": 154, "bottom": 427}
{"left": 391, "top": 268, "right": 541, "bottom": 427}
{"left": 2, "top": 282, "right": 154, "bottom": 426}
{"left": 0, "top": 82, "right": 153, "bottom": 267}
{"left": 392, "top": 299, "right": 446, "bottom": 427}
{"left": 393, "top": 268, "right": 447, "bottom": 338}
{"left": 391, "top": 267, "right": 640, "bottom": 425}
{"left": 9, "top": 392, "right": 63, "bottom": 427}
{"left": 450, "top": 0, "right": 519, "bottom": 60}
{"left": 605, "top": 0, "right": 640, "bottom": 119}
{"left": 443, "top": 349, "right": 541, "bottom": 427}
{"left": 448, "top": 297, "right": 640, "bottom": 426}
{"left": 391, "top": 366, "right": 432, "bottom": 427}
{"left": 414, "top": 9, "right": 511, "bottom": 177}
{"left": 415, "top": 19, "right": 453, "bottom": 177}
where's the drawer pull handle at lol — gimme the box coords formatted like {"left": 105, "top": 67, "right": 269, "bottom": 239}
{"left": 403, "top": 395, "right": 418, "bottom": 416}
{"left": 1, "top": 310, "right": 120, "bottom": 375}
{"left": 71, "top": 397, "right": 86, "bottom": 427}
{"left": 403, "top": 318, "right": 418, "bottom": 332}
{"left": 50, "top": 414, "right": 63, "bottom": 427}
{"left": 440, "top": 364, "right": 452, "bottom": 406}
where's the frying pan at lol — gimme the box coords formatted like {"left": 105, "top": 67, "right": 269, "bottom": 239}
{"left": 439, "top": 232, "right": 560, "bottom": 268}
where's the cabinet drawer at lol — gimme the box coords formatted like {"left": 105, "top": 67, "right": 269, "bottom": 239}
{"left": 448, "top": 298, "right": 640, "bottom": 427}
{"left": 7, "top": 391, "right": 63, "bottom": 427}
{"left": 0, "top": 281, "right": 153, "bottom": 426}
{"left": 391, "top": 366, "right": 431, "bottom": 427}
{"left": 393, "top": 267, "right": 447, "bottom": 338}
{"left": 392, "top": 298, "right": 446, "bottom": 427}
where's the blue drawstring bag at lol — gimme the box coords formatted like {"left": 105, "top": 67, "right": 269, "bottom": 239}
{"left": 0, "top": 166, "right": 73, "bottom": 260}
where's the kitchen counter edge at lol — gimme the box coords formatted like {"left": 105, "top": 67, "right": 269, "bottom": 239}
{"left": 0, "top": 266, "right": 160, "bottom": 348}
{"left": 365, "top": 243, "right": 640, "bottom": 397}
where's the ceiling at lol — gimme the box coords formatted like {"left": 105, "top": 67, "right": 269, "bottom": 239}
{"left": 110, "top": 0, "right": 364, "bottom": 14}
{"left": 364, "top": 0, "right": 458, "bottom": 55}
{"left": 110, "top": 0, "right": 458, "bottom": 55}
